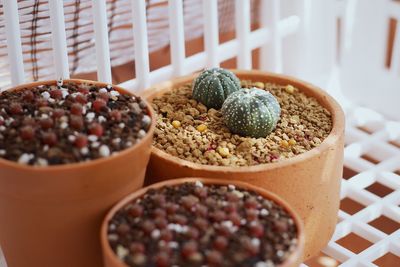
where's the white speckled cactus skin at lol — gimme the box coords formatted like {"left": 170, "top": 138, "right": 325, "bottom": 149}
{"left": 221, "top": 87, "right": 281, "bottom": 138}
{"left": 192, "top": 68, "right": 241, "bottom": 109}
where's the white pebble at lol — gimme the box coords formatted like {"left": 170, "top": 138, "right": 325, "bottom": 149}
{"left": 138, "top": 129, "right": 146, "bottom": 138}
{"left": 142, "top": 115, "right": 151, "bottom": 127}
{"left": 151, "top": 229, "right": 161, "bottom": 239}
{"left": 36, "top": 158, "right": 48, "bottom": 166}
{"left": 110, "top": 90, "right": 120, "bottom": 97}
{"left": 260, "top": 209, "right": 269, "bottom": 216}
{"left": 0, "top": 126, "right": 5, "bottom": 131}
{"left": 91, "top": 142, "right": 100, "bottom": 148}
{"left": 112, "top": 138, "right": 121, "bottom": 144}
{"left": 99, "top": 145, "right": 110, "bottom": 157}
{"left": 88, "top": 135, "right": 98, "bottom": 142}
{"left": 98, "top": 116, "right": 106, "bottom": 123}
{"left": 68, "top": 135, "right": 76, "bottom": 142}
{"left": 18, "top": 153, "right": 33, "bottom": 165}
{"left": 0, "top": 149, "right": 5, "bottom": 156}
{"left": 228, "top": 184, "right": 236, "bottom": 190}
{"left": 195, "top": 181, "right": 203, "bottom": 187}
{"left": 168, "top": 242, "right": 178, "bottom": 249}
{"left": 43, "top": 145, "right": 49, "bottom": 152}
{"left": 99, "top": 88, "right": 108, "bottom": 94}
{"left": 251, "top": 238, "right": 260, "bottom": 247}
{"left": 86, "top": 102, "right": 92, "bottom": 109}
{"left": 57, "top": 78, "right": 63, "bottom": 87}
{"left": 60, "top": 122, "right": 68, "bottom": 129}
{"left": 116, "top": 245, "right": 128, "bottom": 259}
{"left": 106, "top": 84, "right": 112, "bottom": 90}
{"left": 86, "top": 112, "right": 95, "bottom": 121}
{"left": 80, "top": 147, "right": 89, "bottom": 155}
{"left": 61, "top": 89, "right": 69, "bottom": 99}
{"left": 119, "top": 123, "right": 125, "bottom": 129}
{"left": 277, "top": 250, "right": 284, "bottom": 257}
{"left": 41, "top": 91, "right": 50, "bottom": 100}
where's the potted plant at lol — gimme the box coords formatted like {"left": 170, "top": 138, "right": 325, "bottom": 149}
{"left": 143, "top": 69, "right": 345, "bottom": 259}
{"left": 0, "top": 79, "right": 155, "bottom": 267}
{"left": 101, "top": 178, "right": 305, "bottom": 267}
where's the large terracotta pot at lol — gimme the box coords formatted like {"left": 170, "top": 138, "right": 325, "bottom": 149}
{"left": 144, "top": 70, "right": 345, "bottom": 259}
{"left": 101, "top": 177, "right": 305, "bottom": 267}
{"left": 0, "top": 79, "right": 156, "bottom": 267}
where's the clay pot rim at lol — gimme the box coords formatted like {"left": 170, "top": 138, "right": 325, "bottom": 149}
{"left": 100, "top": 177, "right": 305, "bottom": 267}
{"left": 0, "top": 79, "right": 156, "bottom": 172}
{"left": 146, "top": 70, "right": 345, "bottom": 172}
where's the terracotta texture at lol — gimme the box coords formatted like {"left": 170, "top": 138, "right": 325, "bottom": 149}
{"left": 101, "top": 177, "right": 305, "bottom": 267}
{"left": 144, "top": 70, "right": 345, "bottom": 259}
{"left": 0, "top": 79, "right": 156, "bottom": 267}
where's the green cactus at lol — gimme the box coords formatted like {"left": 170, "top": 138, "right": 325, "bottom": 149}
{"left": 192, "top": 68, "right": 241, "bottom": 109}
{"left": 221, "top": 87, "right": 281, "bottom": 138}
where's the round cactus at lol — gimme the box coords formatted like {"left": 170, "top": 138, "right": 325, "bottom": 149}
{"left": 192, "top": 68, "right": 241, "bottom": 109}
{"left": 221, "top": 87, "right": 281, "bottom": 138}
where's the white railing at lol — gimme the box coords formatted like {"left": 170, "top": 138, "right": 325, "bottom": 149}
{"left": 2, "top": 0, "right": 302, "bottom": 92}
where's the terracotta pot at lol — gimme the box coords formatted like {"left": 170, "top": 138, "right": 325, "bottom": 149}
{"left": 143, "top": 70, "right": 345, "bottom": 259}
{"left": 101, "top": 177, "right": 305, "bottom": 267}
{"left": 0, "top": 79, "right": 156, "bottom": 267}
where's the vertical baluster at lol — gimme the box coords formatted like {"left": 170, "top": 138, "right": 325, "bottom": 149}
{"left": 92, "top": 0, "right": 112, "bottom": 83}
{"left": 132, "top": 0, "right": 150, "bottom": 91}
{"left": 260, "top": 0, "right": 282, "bottom": 72}
{"left": 3, "top": 0, "right": 25, "bottom": 86}
{"left": 203, "top": 0, "right": 219, "bottom": 68}
{"left": 49, "top": 0, "right": 70, "bottom": 79}
{"left": 390, "top": 20, "right": 400, "bottom": 75}
{"left": 168, "top": 0, "right": 186, "bottom": 76}
{"left": 235, "top": 0, "right": 252, "bottom": 69}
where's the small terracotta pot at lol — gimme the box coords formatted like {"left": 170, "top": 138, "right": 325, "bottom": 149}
{"left": 101, "top": 177, "right": 305, "bottom": 267}
{"left": 0, "top": 79, "right": 156, "bottom": 267}
{"left": 144, "top": 70, "right": 345, "bottom": 259}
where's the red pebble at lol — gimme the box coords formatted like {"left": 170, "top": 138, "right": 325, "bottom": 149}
{"left": 194, "top": 218, "right": 208, "bottom": 231}
{"left": 75, "top": 94, "right": 87, "bottom": 104}
{"left": 141, "top": 220, "right": 155, "bottom": 234}
{"left": 116, "top": 223, "right": 130, "bottom": 235}
{"left": 22, "top": 90, "right": 34, "bottom": 102}
{"left": 40, "top": 117, "right": 54, "bottom": 130}
{"left": 52, "top": 108, "right": 65, "bottom": 118}
{"left": 187, "top": 227, "right": 200, "bottom": 240}
{"left": 129, "top": 242, "right": 145, "bottom": 253}
{"left": 93, "top": 98, "right": 107, "bottom": 113}
{"left": 70, "top": 115, "right": 84, "bottom": 130}
{"left": 224, "top": 203, "right": 237, "bottom": 213}
{"left": 182, "top": 241, "right": 197, "bottom": 258}
{"left": 213, "top": 236, "right": 228, "bottom": 251}
{"left": 165, "top": 203, "right": 179, "bottom": 215}
{"left": 152, "top": 194, "right": 166, "bottom": 206}
{"left": 244, "top": 239, "right": 259, "bottom": 255}
{"left": 226, "top": 192, "right": 240, "bottom": 202}
{"left": 130, "top": 204, "right": 143, "bottom": 217}
{"left": 98, "top": 92, "right": 109, "bottom": 102}
{"left": 22, "top": 117, "right": 36, "bottom": 126}
{"left": 78, "top": 87, "right": 89, "bottom": 95}
{"left": 20, "top": 126, "right": 35, "bottom": 140}
{"left": 245, "top": 197, "right": 259, "bottom": 209}
{"left": 160, "top": 229, "right": 173, "bottom": 242}
{"left": 74, "top": 134, "right": 88, "bottom": 148}
{"left": 246, "top": 209, "right": 259, "bottom": 221}
{"left": 50, "top": 89, "right": 62, "bottom": 99}
{"left": 211, "top": 210, "right": 226, "bottom": 222}
{"left": 9, "top": 103, "right": 23, "bottom": 115}
{"left": 88, "top": 123, "right": 104, "bottom": 137}
{"left": 155, "top": 252, "right": 169, "bottom": 267}
{"left": 196, "top": 204, "right": 208, "bottom": 217}
{"left": 181, "top": 195, "right": 197, "bottom": 209}
{"left": 249, "top": 221, "right": 264, "bottom": 237}
{"left": 194, "top": 187, "right": 208, "bottom": 198}
{"left": 153, "top": 208, "right": 166, "bottom": 218}
{"left": 36, "top": 98, "right": 48, "bottom": 107}
{"left": 110, "top": 110, "right": 122, "bottom": 121}
{"left": 154, "top": 217, "right": 168, "bottom": 229}
{"left": 70, "top": 103, "right": 83, "bottom": 115}
{"left": 42, "top": 132, "right": 57, "bottom": 146}
{"left": 207, "top": 250, "right": 223, "bottom": 265}
{"left": 173, "top": 214, "right": 188, "bottom": 225}
{"left": 228, "top": 213, "right": 242, "bottom": 226}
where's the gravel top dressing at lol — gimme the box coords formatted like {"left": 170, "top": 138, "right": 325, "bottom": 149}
{"left": 107, "top": 181, "right": 298, "bottom": 267}
{"left": 152, "top": 80, "right": 332, "bottom": 166}
{"left": 0, "top": 81, "right": 151, "bottom": 166}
